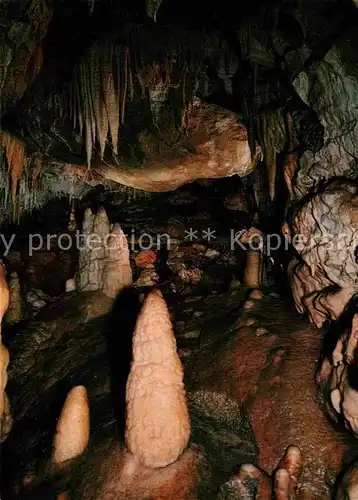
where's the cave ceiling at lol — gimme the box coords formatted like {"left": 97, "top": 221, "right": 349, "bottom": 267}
{"left": 0, "top": 0, "right": 357, "bottom": 223}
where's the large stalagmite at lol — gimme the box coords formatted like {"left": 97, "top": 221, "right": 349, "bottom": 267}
{"left": 125, "top": 289, "right": 190, "bottom": 468}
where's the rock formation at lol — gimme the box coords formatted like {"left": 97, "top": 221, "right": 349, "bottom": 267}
{"left": 288, "top": 179, "right": 358, "bottom": 327}
{"left": 125, "top": 289, "right": 190, "bottom": 468}
{"left": 0, "top": 262, "right": 11, "bottom": 440}
{"left": 52, "top": 385, "right": 90, "bottom": 466}
{"left": 5, "top": 272, "right": 24, "bottom": 325}
{"left": 76, "top": 207, "right": 132, "bottom": 297}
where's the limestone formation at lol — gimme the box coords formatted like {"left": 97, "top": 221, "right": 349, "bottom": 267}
{"left": 317, "top": 310, "right": 358, "bottom": 438}
{"left": 135, "top": 250, "right": 157, "bottom": 270}
{"left": 76, "top": 207, "right": 110, "bottom": 292}
{"left": 3, "top": 287, "right": 356, "bottom": 498}
{"left": 76, "top": 208, "right": 132, "bottom": 298}
{"left": 65, "top": 278, "right": 76, "bottom": 292}
{"left": 0, "top": 263, "right": 10, "bottom": 324}
{"left": 5, "top": 271, "right": 24, "bottom": 324}
{"left": 283, "top": 153, "right": 298, "bottom": 200}
{"left": 52, "top": 386, "right": 90, "bottom": 465}
{"left": 335, "top": 459, "right": 358, "bottom": 500}
{"left": 102, "top": 223, "right": 132, "bottom": 298}
{"left": 218, "top": 446, "right": 302, "bottom": 499}
{"left": 292, "top": 28, "right": 358, "bottom": 199}
{"left": 125, "top": 289, "right": 190, "bottom": 468}
{"left": 134, "top": 268, "right": 159, "bottom": 287}
{"left": 0, "top": 393, "right": 13, "bottom": 442}
{"left": 0, "top": 341, "right": 10, "bottom": 441}
{"left": 288, "top": 179, "right": 358, "bottom": 327}
{"left": 240, "top": 228, "right": 263, "bottom": 289}
{"left": 93, "top": 99, "right": 261, "bottom": 193}
{"left": 0, "top": 263, "right": 11, "bottom": 441}
{"left": 243, "top": 250, "right": 261, "bottom": 289}
{"left": 25, "top": 288, "right": 51, "bottom": 315}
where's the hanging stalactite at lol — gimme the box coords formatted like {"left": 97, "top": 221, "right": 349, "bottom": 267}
{"left": 0, "top": 132, "right": 26, "bottom": 219}
{"left": 260, "top": 109, "right": 286, "bottom": 202}
{"left": 60, "top": 41, "right": 136, "bottom": 166}
{"left": 0, "top": 134, "right": 55, "bottom": 221}
{"left": 52, "top": 28, "right": 226, "bottom": 168}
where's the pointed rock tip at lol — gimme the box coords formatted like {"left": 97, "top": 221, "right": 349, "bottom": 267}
{"left": 52, "top": 385, "right": 90, "bottom": 465}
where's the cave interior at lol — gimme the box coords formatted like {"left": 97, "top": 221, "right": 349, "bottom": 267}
{"left": 1, "top": 0, "right": 358, "bottom": 498}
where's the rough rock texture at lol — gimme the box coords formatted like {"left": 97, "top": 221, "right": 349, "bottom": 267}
{"left": 0, "top": 0, "right": 52, "bottom": 113}
{"left": 0, "top": 1, "right": 357, "bottom": 227}
{"left": 335, "top": 458, "right": 358, "bottom": 500}
{"left": 134, "top": 250, "right": 157, "bottom": 270}
{"left": 22, "top": 250, "right": 73, "bottom": 298}
{"left": 317, "top": 297, "right": 358, "bottom": 438}
{"left": 25, "top": 288, "right": 51, "bottom": 315}
{"left": 0, "top": 264, "right": 10, "bottom": 324}
{"left": 167, "top": 244, "right": 211, "bottom": 286}
{"left": 3, "top": 287, "right": 258, "bottom": 499}
{"left": 288, "top": 256, "right": 340, "bottom": 327}
{"left": 187, "top": 292, "right": 352, "bottom": 498}
{"left": 1, "top": 392, "right": 12, "bottom": 442}
{"left": 125, "top": 289, "right": 190, "bottom": 468}
{"left": 74, "top": 442, "right": 208, "bottom": 500}
{"left": 102, "top": 223, "right": 132, "bottom": 299}
{"left": 218, "top": 446, "right": 302, "bottom": 500}
{"left": 3, "top": 284, "right": 357, "bottom": 498}
{"left": 293, "top": 27, "right": 358, "bottom": 199}
{"left": 96, "top": 100, "right": 261, "bottom": 192}
{"left": 7, "top": 291, "right": 112, "bottom": 420}
{"left": 0, "top": 262, "right": 11, "bottom": 440}
{"left": 288, "top": 179, "right": 358, "bottom": 327}
{"left": 0, "top": 96, "right": 261, "bottom": 224}
{"left": 76, "top": 207, "right": 132, "bottom": 298}
{"left": 5, "top": 272, "right": 25, "bottom": 325}
{"left": 76, "top": 207, "right": 110, "bottom": 292}
{"left": 134, "top": 268, "right": 159, "bottom": 287}
{"left": 0, "top": 340, "right": 10, "bottom": 441}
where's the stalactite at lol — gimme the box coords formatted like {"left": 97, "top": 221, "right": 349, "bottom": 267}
{"left": 105, "top": 71, "right": 119, "bottom": 155}
{"left": 0, "top": 134, "right": 59, "bottom": 221}
{"left": 79, "top": 59, "right": 94, "bottom": 167}
{"left": 55, "top": 30, "right": 225, "bottom": 166}
{"left": 0, "top": 132, "right": 25, "bottom": 218}
{"left": 260, "top": 110, "right": 286, "bottom": 202}
{"left": 94, "top": 46, "right": 109, "bottom": 159}
{"left": 62, "top": 42, "right": 134, "bottom": 163}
